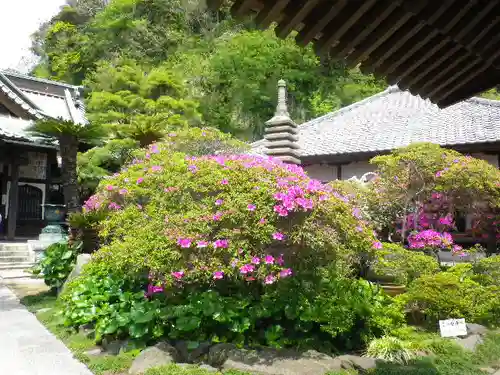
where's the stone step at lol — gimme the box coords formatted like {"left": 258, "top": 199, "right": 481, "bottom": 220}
{"left": 0, "top": 249, "right": 31, "bottom": 256}
{"left": 0, "top": 255, "right": 32, "bottom": 263}
{"left": 0, "top": 262, "right": 35, "bottom": 270}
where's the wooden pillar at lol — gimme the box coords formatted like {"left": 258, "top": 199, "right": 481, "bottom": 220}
{"left": 7, "top": 161, "right": 19, "bottom": 240}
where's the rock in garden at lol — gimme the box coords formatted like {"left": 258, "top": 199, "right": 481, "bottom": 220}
{"left": 175, "top": 340, "right": 211, "bottom": 363}
{"left": 208, "top": 343, "right": 238, "bottom": 367}
{"left": 336, "top": 355, "right": 378, "bottom": 371}
{"left": 466, "top": 323, "right": 489, "bottom": 336}
{"left": 219, "top": 347, "right": 342, "bottom": 375}
{"left": 198, "top": 364, "right": 219, "bottom": 373}
{"left": 102, "top": 338, "right": 129, "bottom": 355}
{"left": 454, "top": 334, "right": 484, "bottom": 351}
{"left": 85, "top": 348, "right": 104, "bottom": 356}
{"left": 129, "top": 342, "right": 179, "bottom": 374}
{"left": 61, "top": 254, "right": 91, "bottom": 293}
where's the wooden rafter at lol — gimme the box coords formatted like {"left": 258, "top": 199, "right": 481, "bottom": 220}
{"left": 209, "top": 0, "right": 500, "bottom": 107}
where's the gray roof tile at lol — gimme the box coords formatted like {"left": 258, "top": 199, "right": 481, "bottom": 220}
{"left": 252, "top": 87, "right": 500, "bottom": 157}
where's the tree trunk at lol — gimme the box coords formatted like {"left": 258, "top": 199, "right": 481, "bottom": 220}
{"left": 59, "top": 134, "right": 80, "bottom": 214}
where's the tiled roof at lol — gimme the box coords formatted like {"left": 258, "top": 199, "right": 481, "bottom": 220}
{"left": 0, "top": 72, "right": 87, "bottom": 147}
{"left": 252, "top": 87, "right": 500, "bottom": 158}
{"left": 0, "top": 116, "right": 54, "bottom": 146}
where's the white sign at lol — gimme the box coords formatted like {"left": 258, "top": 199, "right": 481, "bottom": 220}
{"left": 439, "top": 318, "right": 467, "bottom": 337}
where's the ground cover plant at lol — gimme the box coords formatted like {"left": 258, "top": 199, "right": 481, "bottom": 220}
{"left": 59, "top": 136, "right": 402, "bottom": 352}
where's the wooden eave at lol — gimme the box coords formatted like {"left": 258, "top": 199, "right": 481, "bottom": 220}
{"left": 208, "top": 0, "right": 500, "bottom": 107}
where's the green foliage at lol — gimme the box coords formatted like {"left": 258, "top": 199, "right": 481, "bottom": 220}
{"left": 85, "top": 59, "right": 201, "bottom": 147}
{"left": 366, "top": 336, "right": 415, "bottom": 364}
{"left": 60, "top": 142, "right": 402, "bottom": 350}
{"left": 32, "top": 241, "right": 76, "bottom": 291}
{"left": 371, "top": 243, "right": 440, "bottom": 285}
{"left": 368, "top": 143, "right": 500, "bottom": 239}
{"left": 399, "top": 270, "right": 500, "bottom": 328}
{"left": 78, "top": 138, "right": 138, "bottom": 196}
{"left": 32, "top": 1, "right": 385, "bottom": 141}
{"left": 472, "top": 255, "right": 500, "bottom": 286}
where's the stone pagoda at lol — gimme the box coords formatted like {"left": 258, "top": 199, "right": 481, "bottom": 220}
{"left": 264, "top": 80, "right": 301, "bottom": 164}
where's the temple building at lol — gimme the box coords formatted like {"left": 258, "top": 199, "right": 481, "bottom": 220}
{"left": 0, "top": 71, "right": 85, "bottom": 239}
{"left": 253, "top": 81, "right": 500, "bottom": 252}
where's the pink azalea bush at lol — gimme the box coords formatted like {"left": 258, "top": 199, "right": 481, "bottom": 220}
{"left": 65, "top": 139, "right": 399, "bottom": 350}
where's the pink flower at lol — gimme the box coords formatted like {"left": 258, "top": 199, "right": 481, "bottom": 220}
{"left": 247, "top": 204, "right": 256, "bottom": 211}
{"left": 108, "top": 202, "right": 121, "bottom": 210}
{"left": 355, "top": 226, "right": 363, "bottom": 232}
{"left": 146, "top": 284, "right": 164, "bottom": 297}
{"left": 151, "top": 165, "right": 162, "bottom": 172}
{"left": 197, "top": 241, "right": 209, "bottom": 248}
{"left": 177, "top": 238, "right": 192, "bottom": 248}
{"left": 220, "top": 178, "right": 229, "bottom": 185}
{"left": 264, "top": 274, "right": 277, "bottom": 285}
{"left": 213, "top": 271, "right": 224, "bottom": 280}
{"left": 188, "top": 165, "right": 198, "bottom": 173}
{"left": 259, "top": 218, "right": 267, "bottom": 225}
{"left": 352, "top": 208, "right": 362, "bottom": 219}
{"left": 106, "top": 185, "right": 114, "bottom": 191}
{"left": 213, "top": 212, "right": 222, "bottom": 221}
{"left": 276, "top": 254, "right": 284, "bottom": 266}
{"left": 372, "top": 241, "right": 383, "bottom": 249}
{"left": 273, "top": 205, "right": 289, "bottom": 217}
{"left": 171, "top": 271, "right": 185, "bottom": 279}
{"left": 137, "top": 177, "right": 144, "bottom": 184}
{"left": 251, "top": 256, "right": 261, "bottom": 264}
{"left": 119, "top": 188, "right": 128, "bottom": 195}
{"left": 279, "top": 268, "right": 292, "bottom": 278}
{"left": 264, "top": 255, "right": 274, "bottom": 264}
{"left": 272, "top": 232, "right": 285, "bottom": 241}
{"left": 150, "top": 144, "right": 159, "bottom": 154}
{"left": 215, "top": 199, "right": 224, "bottom": 206}
{"left": 213, "top": 239, "right": 229, "bottom": 248}
{"left": 239, "top": 264, "right": 255, "bottom": 274}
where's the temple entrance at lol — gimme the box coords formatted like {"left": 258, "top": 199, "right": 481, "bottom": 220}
{"left": 16, "top": 184, "right": 43, "bottom": 237}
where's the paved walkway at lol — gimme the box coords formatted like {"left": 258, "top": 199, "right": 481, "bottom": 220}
{"left": 0, "top": 281, "right": 93, "bottom": 375}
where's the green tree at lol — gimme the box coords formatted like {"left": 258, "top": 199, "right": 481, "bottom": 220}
{"left": 85, "top": 59, "right": 201, "bottom": 147}
{"left": 28, "top": 119, "right": 105, "bottom": 213}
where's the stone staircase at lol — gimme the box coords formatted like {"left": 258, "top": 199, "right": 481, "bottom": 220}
{"left": 0, "top": 242, "right": 35, "bottom": 270}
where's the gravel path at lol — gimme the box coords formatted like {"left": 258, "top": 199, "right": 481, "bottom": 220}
{"left": 0, "top": 281, "right": 93, "bottom": 375}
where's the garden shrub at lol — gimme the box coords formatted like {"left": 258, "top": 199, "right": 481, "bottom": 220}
{"left": 61, "top": 141, "right": 400, "bottom": 351}
{"left": 371, "top": 242, "right": 440, "bottom": 285}
{"left": 32, "top": 240, "right": 77, "bottom": 291}
{"left": 472, "top": 255, "right": 500, "bottom": 286}
{"left": 366, "top": 336, "right": 415, "bottom": 364}
{"left": 399, "top": 271, "right": 500, "bottom": 328}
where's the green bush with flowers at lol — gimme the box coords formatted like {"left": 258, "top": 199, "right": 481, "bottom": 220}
{"left": 60, "top": 139, "right": 402, "bottom": 351}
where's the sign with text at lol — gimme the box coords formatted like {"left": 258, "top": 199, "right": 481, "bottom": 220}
{"left": 439, "top": 318, "right": 467, "bottom": 337}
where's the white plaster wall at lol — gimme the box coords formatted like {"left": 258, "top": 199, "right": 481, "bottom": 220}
{"left": 4, "top": 182, "right": 46, "bottom": 219}
{"left": 341, "top": 161, "right": 376, "bottom": 180}
{"left": 303, "top": 164, "right": 338, "bottom": 182}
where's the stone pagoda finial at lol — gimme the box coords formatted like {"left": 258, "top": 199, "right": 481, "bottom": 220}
{"left": 264, "top": 80, "right": 301, "bottom": 165}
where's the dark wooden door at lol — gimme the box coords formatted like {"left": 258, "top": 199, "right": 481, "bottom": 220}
{"left": 18, "top": 184, "right": 42, "bottom": 221}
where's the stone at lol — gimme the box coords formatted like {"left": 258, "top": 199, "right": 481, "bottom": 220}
{"left": 129, "top": 342, "right": 179, "bottom": 374}
{"left": 61, "top": 254, "right": 91, "bottom": 293}
{"left": 466, "top": 323, "right": 489, "bottom": 336}
{"left": 454, "top": 334, "right": 484, "bottom": 351}
{"left": 337, "top": 355, "right": 378, "bottom": 371}
{"left": 480, "top": 368, "right": 496, "bottom": 374}
{"left": 85, "top": 348, "right": 104, "bottom": 356}
{"left": 208, "top": 343, "right": 238, "bottom": 367}
{"left": 220, "top": 347, "right": 342, "bottom": 375}
{"left": 198, "top": 364, "right": 219, "bottom": 373}
{"left": 175, "top": 341, "right": 211, "bottom": 363}
{"left": 79, "top": 324, "right": 95, "bottom": 340}
{"left": 36, "top": 307, "right": 52, "bottom": 314}
{"left": 102, "top": 339, "right": 129, "bottom": 355}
